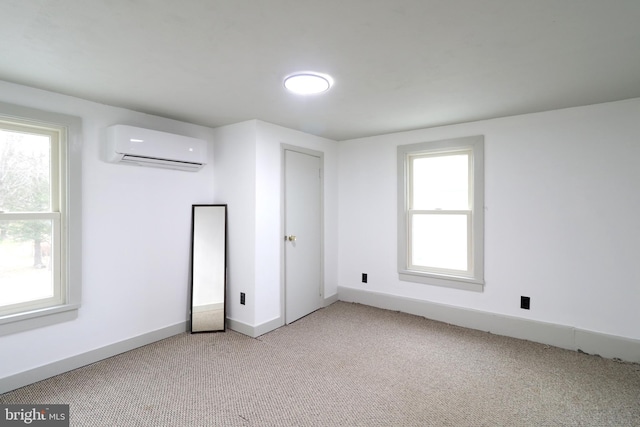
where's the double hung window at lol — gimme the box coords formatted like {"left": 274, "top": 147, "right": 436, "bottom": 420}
{"left": 0, "top": 122, "right": 63, "bottom": 315}
{"left": 398, "top": 136, "right": 484, "bottom": 291}
{"left": 0, "top": 103, "right": 81, "bottom": 334}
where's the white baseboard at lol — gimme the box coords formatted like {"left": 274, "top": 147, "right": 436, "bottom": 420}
{"left": 574, "top": 329, "right": 640, "bottom": 362}
{"left": 227, "top": 294, "right": 339, "bottom": 338}
{"left": 8, "top": 288, "right": 632, "bottom": 395}
{"left": 1, "top": 321, "right": 188, "bottom": 394}
{"left": 324, "top": 293, "right": 339, "bottom": 307}
{"left": 338, "top": 286, "right": 640, "bottom": 363}
{"left": 227, "top": 316, "right": 283, "bottom": 338}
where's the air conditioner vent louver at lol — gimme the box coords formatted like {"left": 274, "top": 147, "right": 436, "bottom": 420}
{"left": 107, "top": 125, "right": 207, "bottom": 172}
{"left": 119, "top": 154, "right": 205, "bottom": 171}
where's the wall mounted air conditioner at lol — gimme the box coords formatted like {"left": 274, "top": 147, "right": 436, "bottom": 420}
{"left": 106, "top": 125, "right": 207, "bottom": 172}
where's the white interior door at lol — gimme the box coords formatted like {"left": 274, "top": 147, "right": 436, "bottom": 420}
{"left": 284, "top": 149, "right": 322, "bottom": 324}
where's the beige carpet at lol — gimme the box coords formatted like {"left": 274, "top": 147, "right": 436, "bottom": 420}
{"left": 2, "top": 302, "right": 639, "bottom": 426}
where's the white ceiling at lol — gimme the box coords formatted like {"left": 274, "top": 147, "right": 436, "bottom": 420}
{"left": 1, "top": 1, "right": 639, "bottom": 141}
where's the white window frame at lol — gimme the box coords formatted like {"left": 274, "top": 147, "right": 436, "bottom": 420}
{"left": 0, "top": 102, "right": 82, "bottom": 335}
{"left": 398, "top": 135, "right": 484, "bottom": 292}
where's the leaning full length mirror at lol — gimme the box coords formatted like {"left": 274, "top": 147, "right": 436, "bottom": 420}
{"left": 190, "top": 204, "right": 227, "bottom": 333}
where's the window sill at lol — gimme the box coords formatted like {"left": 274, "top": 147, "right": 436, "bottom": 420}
{"left": 0, "top": 304, "right": 80, "bottom": 337}
{"left": 399, "top": 270, "right": 484, "bottom": 292}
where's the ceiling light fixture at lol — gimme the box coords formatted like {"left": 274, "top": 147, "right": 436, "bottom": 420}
{"left": 284, "top": 72, "right": 333, "bottom": 95}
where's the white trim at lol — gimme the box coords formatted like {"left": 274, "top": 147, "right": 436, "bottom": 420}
{"left": 4, "top": 290, "right": 637, "bottom": 395}
{"left": 338, "top": 286, "right": 640, "bottom": 363}
{"left": 0, "top": 212, "right": 59, "bottom": 220}
{"left": 0, "top": 321, "right": 188, "bottom": 394}
{"left": 574, "top": 329, "right": 640, "bottom": 361}
{"left": 398, "top": 135, "right": 484, "bottom": 289}
{"left": 324, "top": 293, "right": 339, "bottom": 307}
{"left": 398, "top": 272, "right": 483, "bottom": 292}
{"left": 0, "top": 304, "right": 79, "bottom": 337}
{"left": 227, "top": 294, "right": 338, "bottom": 338}
{"left": 0, "top": 102, "right": 82, "bottom": 335}
{"left": 227, "top": 316, "right": 283, "bottom": 338}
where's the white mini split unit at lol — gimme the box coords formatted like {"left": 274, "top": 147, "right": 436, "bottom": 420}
{"left": 106, "top": 125, "right": 207, "bottom": 172}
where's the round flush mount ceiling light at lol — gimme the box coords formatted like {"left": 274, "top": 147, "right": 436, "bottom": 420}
{"left": 284, "top": 72, "right": 333, "bottom": 95}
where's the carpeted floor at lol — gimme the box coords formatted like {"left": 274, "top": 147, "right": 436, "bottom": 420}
{"left": 2, "top": 302, "right": 639, "bottom": 426}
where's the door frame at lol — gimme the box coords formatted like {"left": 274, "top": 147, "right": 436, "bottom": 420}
{"left": 280, "top": 144, "right": 325, "bottom": 324}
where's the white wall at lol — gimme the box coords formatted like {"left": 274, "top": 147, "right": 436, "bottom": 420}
{"left": 212, "top": 120, "right": 257, "bottom": 326}
{"left": 4, "top": 75, "right": 636, "bottom": 387}
{"left": 255, "top": 121, "right": 339, "bottom": 326}
{"left": 212, "top": 120, "right": 338, "bottom": 333}
{"left": 0, "top": 80, "right": 215, "bottom": 382}
{"left": 338, "top": 98, "right": 640, "bottom": 342}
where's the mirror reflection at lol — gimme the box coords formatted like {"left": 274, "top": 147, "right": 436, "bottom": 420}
{"left": 190, "top": 204, "right": 227, "bottom": 333}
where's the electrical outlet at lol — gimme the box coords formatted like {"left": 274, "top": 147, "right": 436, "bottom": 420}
{"left": 520, "top": 296, "right": 530, "bottom": 310}
{"left": 240, "top": 292, "right": 246, "bottom": 305}
{"left": 362, "top": 273, "right": 367, "bottom": 283}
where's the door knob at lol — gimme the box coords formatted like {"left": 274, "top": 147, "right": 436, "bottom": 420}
{"left": 286, "top": 235, "right": 297, "bottom": 242}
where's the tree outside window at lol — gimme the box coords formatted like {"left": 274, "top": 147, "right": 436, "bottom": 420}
{"left": 0, "top": 126, "right": 59, "bottom": 312}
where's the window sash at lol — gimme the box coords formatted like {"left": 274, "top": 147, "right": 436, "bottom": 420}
{"left": 0, "top": 120, "right": 64, "bottom": 318}
{"left": 407, "top": 210, "right": 472, "bottom": 277}
{"left": 0, "top": 212, "right": 63, "bottom": 317}
{"left": 407, "top": 148, "right": 474, "bottom": 277}
{"left": 397, "top": 135, "right": 484, "bottom": 291}
{"left": 408, "top": 150, "right": 471, "bottom": 211}
{"left": 0, "top": 121, "right": 61, "bottom": 212}
{"left": 0, "top": 101, "right": 81, "bottom": 336}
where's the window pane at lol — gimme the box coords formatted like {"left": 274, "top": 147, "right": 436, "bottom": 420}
{"left": 411, "top": 214, "right": 468, "bottom": 271}
{"left": 0, "top": 130, "right": 51, "bottom": 213}
{"left": 412, "top": 153, "right": 468, "bottom": 210}
{"left": 0, "top": 219, "right": 54, "bottom": 307}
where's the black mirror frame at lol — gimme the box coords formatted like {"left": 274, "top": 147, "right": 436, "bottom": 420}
{"left": 189, "top": 204, "right": 227, "bottom": 333}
